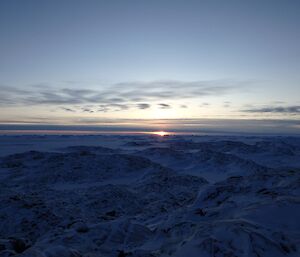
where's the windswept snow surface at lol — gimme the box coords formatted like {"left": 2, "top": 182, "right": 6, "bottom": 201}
{"left": 0, "top": 135, "right": 299, "bottom": 257}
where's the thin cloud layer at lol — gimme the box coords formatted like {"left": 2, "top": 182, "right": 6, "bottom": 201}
{"left": 243, "top": 105, "right": 300, "bottom": 114}
{"left": 0, "top": 79, "right": 245, "bottom": 109}
{"left": 0, "top": 118, "right": 299, "bottom": 134}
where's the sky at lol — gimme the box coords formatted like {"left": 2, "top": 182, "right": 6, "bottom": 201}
{"left": 0, "top": 0, "right": 299, "bottom": 134}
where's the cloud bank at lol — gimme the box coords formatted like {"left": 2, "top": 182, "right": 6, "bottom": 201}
{"left": 0, "top": 118, "right": 299, "bottom": 135}
{"left": 242, "top": 105, "right": 300, "bottom": 114}
{"left": 0, "top": 79, "right": 245, "bottom": 112}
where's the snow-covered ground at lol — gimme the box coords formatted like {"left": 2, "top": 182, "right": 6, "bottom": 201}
{"left": 0, "top": 134, "right": 299, "bottom": 257}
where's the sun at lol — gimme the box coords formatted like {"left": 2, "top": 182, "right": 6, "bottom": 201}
{"left": 152, "top": 131, "right": 169, "bottom": 137}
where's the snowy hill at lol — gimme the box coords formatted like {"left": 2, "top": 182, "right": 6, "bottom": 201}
{"left": 0, "top": 135, "right": 299, "bottom": 257}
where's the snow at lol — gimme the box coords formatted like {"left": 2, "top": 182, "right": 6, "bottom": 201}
{"left": 0, "top": 134, "right": 299, "bottom": 256}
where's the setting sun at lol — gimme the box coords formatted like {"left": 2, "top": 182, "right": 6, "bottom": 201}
{"left": 152, "top": 131, "right": 169, "bottom": 137}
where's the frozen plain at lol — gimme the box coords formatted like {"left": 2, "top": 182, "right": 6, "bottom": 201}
{"left": 0, "top": 134, "right": 299, "bottom": 257}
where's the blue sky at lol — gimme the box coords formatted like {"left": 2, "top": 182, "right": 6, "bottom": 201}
{"left": 0, "top": 0, "right": 299, "bottom": 133}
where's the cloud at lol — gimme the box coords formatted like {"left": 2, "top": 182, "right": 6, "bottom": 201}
{"left": 242, "top": 105, "right": 300, "bottom": 114}
{"left": 56, "top": 103, "right": 131, "bottom": 113}
{"left": 223, "top": 101, "right": 231, "bottom": 108}
{"left": 137, "top": 103, "right": 151, "bottom": 109}
{"left": 109, "top": 104, "right": 129, "bottom": 111}
{"left": 0, "top": 79, "right": 246, "bottom": 109}
{"left": 82, "top": 108, "right": 94, "bottom": 113}
{"left": 60, "top": 107, "right": 76, "bottom": 112}
{"left": 95, "top": 104, "right": 129, "bottom": 112}
{"left": 158, "top": 103, "right": 171, "bottom": 109}
{"left": 114, "top": 80, "right": 238, "bottom": 101}
{"left": 200, "top": 102, "right": 210, "bottom": 107}
{"left": 180, "top": 105, "right": 187, "bottom": 108}
{"left": 97, "top": 107, "right": 109, "bottom": 112}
